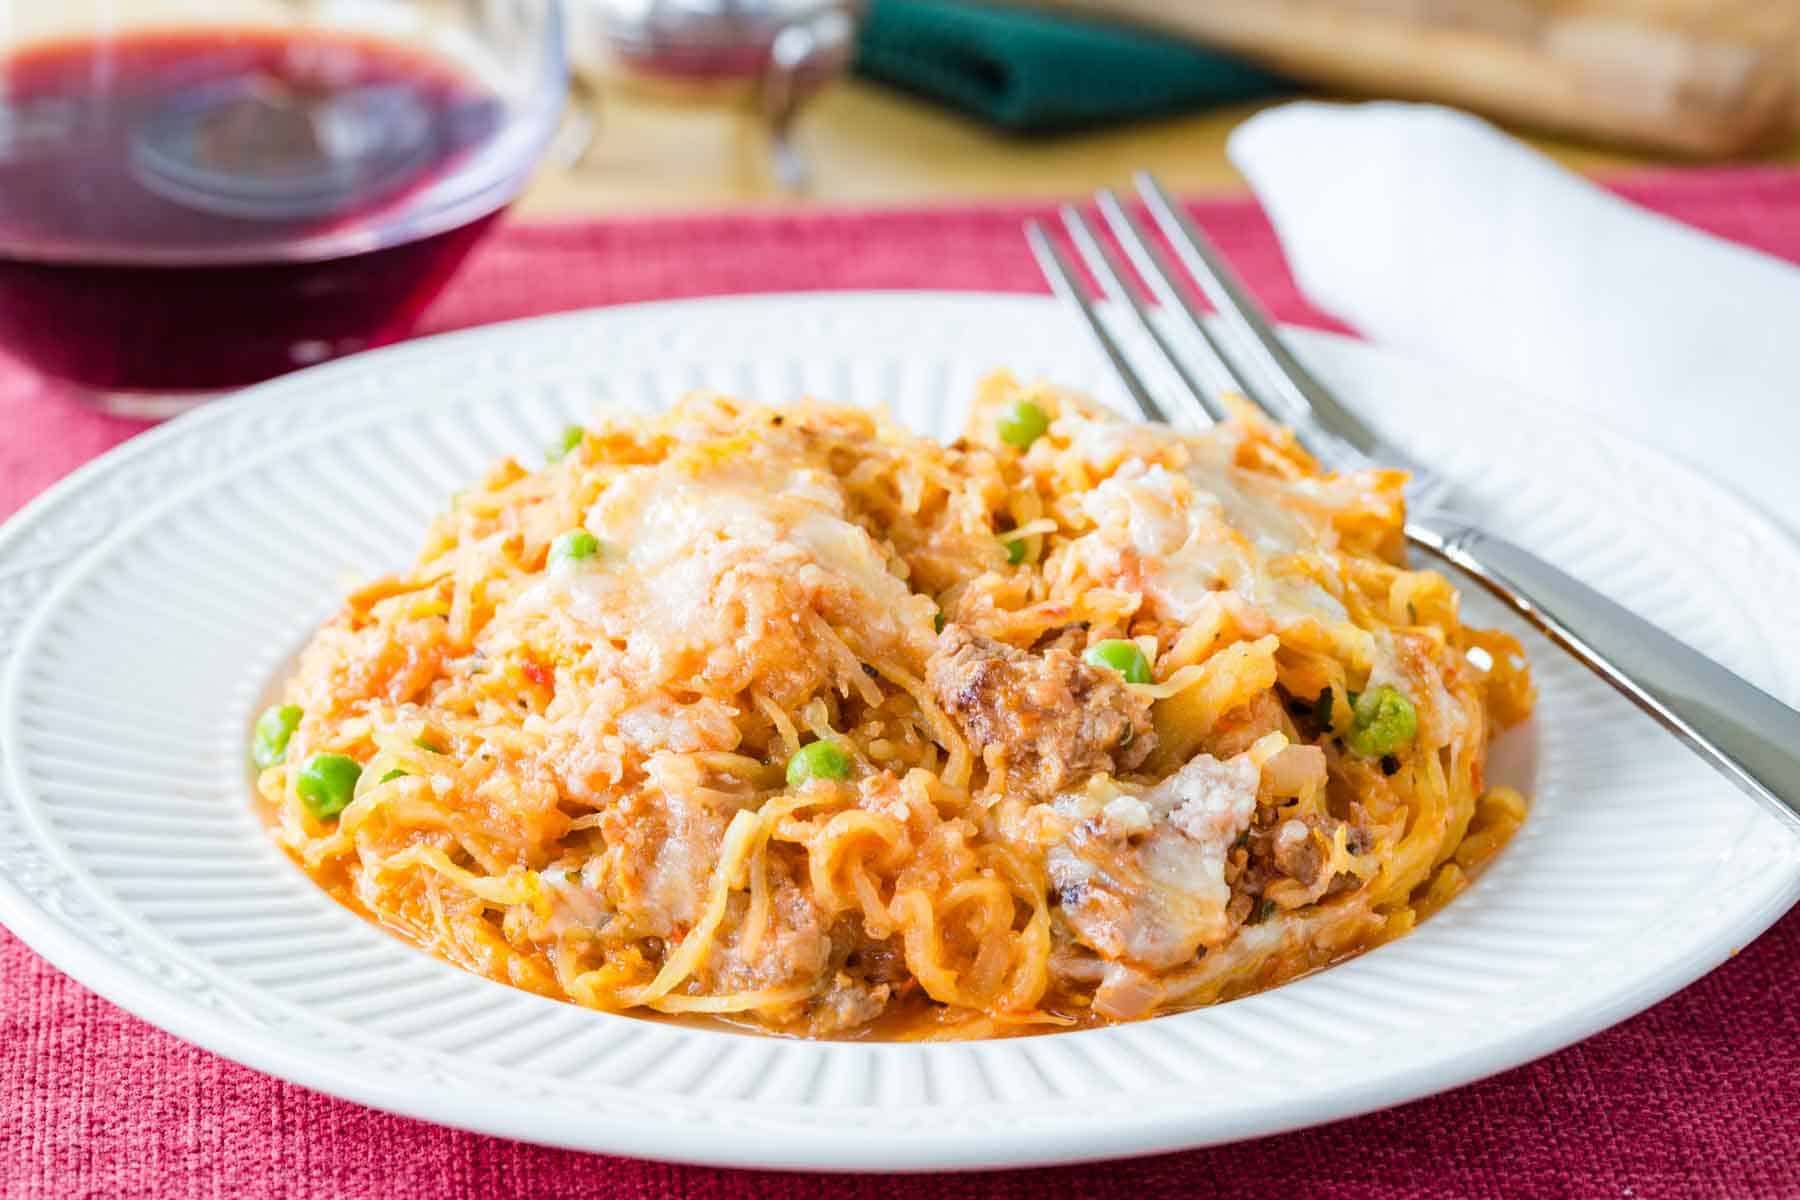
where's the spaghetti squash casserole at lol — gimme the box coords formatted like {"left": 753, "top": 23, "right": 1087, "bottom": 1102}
{"left": 254, "top": 374, "right": 1533, "bottom": 1038}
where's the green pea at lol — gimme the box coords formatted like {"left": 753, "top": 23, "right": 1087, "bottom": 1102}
{"left": 1004, "top": 536, "right": 1028, "bottom": 566}
{"left": 997, "top": 399, "right": 1049, "bottom": 449}
{"left": 296, "top": 753, "right": 362, "bottom": 819}
{"left": 786, "top": 740, "right": 852, "bottom": 788}
{"left": 1084, "top": 639, "right": 1151, "bottom": 684}
{"left": 251, "top": 704, "right": 302, "bottom": 769}
{"left": 378, "top": 768, "right": 409, "bottom": 784}
{"left": 547, "top": 424, "right": 583, "bottom": 462}
{"left": 550, "top": 529, "right": 600, "bottom": 569}
{"left": 1346, "top": 686, "right": 1418, "bottom": 757}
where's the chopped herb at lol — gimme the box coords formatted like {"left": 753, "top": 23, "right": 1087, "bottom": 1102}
{"left": 1313, "top": 687, "right": 1335, "bottom": 732}
{"left": 379, "top": 768, "right": 409, "bottom": 784}
{"left": 414, "top": 735, "right": 445, "bottom": 754}
{"left": 933, "top": 611, "right": 946, "bottom": 634}
{"left": 1253, "top": 898, "right": 1277, "bottom": 924}
{"left": 1004, "top": 536, "right": 1028, "bottom": 566}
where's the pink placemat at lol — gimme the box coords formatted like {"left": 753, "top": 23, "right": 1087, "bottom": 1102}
{"left": 5, "top": 172, "right": 1800, "bottom": 1199}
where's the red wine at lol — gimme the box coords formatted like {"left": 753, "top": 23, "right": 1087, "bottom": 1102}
{"left": 0, "top": 29, "right": 511, "bottom": 396}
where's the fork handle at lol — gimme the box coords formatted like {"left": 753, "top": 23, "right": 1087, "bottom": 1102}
{"left": 1407, "top": 513, "right": 1800, "bottom": 833}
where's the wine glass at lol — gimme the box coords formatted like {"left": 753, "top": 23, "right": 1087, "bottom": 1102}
{"left": 0, "top": 0, "right": 566, "bottom": 417}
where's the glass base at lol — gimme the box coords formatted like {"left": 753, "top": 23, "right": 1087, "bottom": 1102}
{"left": 82, "top": 386, "right": 235, "bottom": 420}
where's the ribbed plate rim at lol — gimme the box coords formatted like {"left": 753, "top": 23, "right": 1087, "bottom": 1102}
{"left": 0, "top": 291, "right": 1796, "bottom": 1172}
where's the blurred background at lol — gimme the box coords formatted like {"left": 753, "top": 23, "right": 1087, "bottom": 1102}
{"left": 6, "top": 0, "right": 1799, "bottom": 413}
{"left": 551, "top": 0, "right": 1800, "bottom": 212}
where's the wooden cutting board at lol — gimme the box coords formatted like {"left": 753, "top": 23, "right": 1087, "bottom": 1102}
{"left": 1030, "top": 0, "right": 1800, "bottom": 158}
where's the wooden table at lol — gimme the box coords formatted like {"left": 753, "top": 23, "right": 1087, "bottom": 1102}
{"left": 517, "top": 77, "right": 1800, "bottom": 217}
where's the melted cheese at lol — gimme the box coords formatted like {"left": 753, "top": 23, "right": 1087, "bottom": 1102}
{"left": 1065, "top": 461, "right": 1348, "bottom": 631}
{"left": 513, "top": 456, "right": 935, "bottom": 673}
{"left": 1045, "top": 752, "right": 1261, "bottom": 969}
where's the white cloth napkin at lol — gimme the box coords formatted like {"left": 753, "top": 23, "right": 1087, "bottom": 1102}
{"left": 1226, "top": 101, "right": 1799, "bottom": 533}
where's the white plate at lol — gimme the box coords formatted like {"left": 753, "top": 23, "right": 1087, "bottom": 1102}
{"left": 2, "top": 293, "right": 1797, "bottom": 1173}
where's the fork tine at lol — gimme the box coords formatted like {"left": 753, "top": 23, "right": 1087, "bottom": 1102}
{"left": 1057, "top": 202, "right": 1228, "bottom": 428}
{"left": 1135, "top": 171, "right": 1379, "bottom": 457}
{"left": 1091, "top": 190, "right": 1264, "bottom": 426}
{"left": 1024, "top": 220, "right": 1167, "bottom": 424}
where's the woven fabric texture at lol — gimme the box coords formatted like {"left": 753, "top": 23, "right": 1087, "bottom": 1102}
{"left": 5, "top": 172, "right": 1800, "bottom": 1198}
{"left": 854, "top": 0, "right": 1283, "bottom": 132}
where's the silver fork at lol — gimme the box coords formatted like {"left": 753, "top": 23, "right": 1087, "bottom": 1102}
{"left": 1026, "top": 172, "right": 1800, "bottom": 831}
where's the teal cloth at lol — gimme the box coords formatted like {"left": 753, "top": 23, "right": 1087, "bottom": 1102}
{"left": 855, "top": 0, "right": 1285, "bottom": 133}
